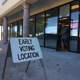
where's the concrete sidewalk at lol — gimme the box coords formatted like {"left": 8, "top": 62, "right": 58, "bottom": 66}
{"left": 0, "top": 40, "right": 80, "bottom": 80}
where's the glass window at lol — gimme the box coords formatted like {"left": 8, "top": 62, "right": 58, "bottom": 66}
{"left": 8, "top": 24, "right": 11, "bottom": 40}
{"left": 69, "top": 1, "right": 79, "bottom": 52}
{"left": 70, "top": 1, "right": 79, "bottom": 39}
{"left": 36, "top": 12, "right": 45, "bottom": 46}
{"left": 1, "top": 26, "right": 3, "bottom": 40}
{"left": 15, "top": 22, "right": 18, "bottom": 37}
{"left": 29, "top": 16, "right": 35, "bottom": 37}
{"left": 17, "top": 20, "right": 23, "bottom": 37}
{"left": 11, "top": 22, "right": 17, "bottom": 37}
{"left": 36, "top": 13, "right": 44, "bottom": 38}
{"left": 11, "top": 23, "right": 14, "bottom": 37}
{"left": 45, "top": 8, "right": 58, "bottom": 48}
{"left": 79, "top": 41, "right": 80, "bottom": 53}
{"left": 70, "top": 40, "right": 77, "bottom": 52}
{"left": 59, "top": 4, "right": 70, "bottom": 18}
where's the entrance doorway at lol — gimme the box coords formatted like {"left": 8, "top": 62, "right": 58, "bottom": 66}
{"left": 57, "top": 17, "right": 70, "bottom": 51}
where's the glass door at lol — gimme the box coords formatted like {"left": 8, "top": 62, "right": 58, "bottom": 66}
{"left": 57, "top": 4, "right": 70, "bottom": 51}
{"left": 69, "top": 1, "right": 79, "bottom": 52}
{"left": 57, "top": 17, "right": 70, "bottom": 51}
{"left": 78, "top": 1, "right": 80, "bottom": 53}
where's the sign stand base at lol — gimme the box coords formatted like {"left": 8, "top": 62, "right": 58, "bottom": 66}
{"left": 25, "top": 59, "right": 47, "bottom": 80}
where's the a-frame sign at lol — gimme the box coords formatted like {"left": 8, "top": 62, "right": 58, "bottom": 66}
{"left": 2, "top": 37, "right": 47, "bottom": 80}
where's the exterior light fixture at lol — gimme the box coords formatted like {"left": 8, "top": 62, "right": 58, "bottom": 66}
{"left": 30, "top": 19, "right": 34, "bottom": 21}
{"left": 41, "top": 14, "right": 51, "bottom": 17}
{"left": 71, "top": 5, "right": 79, "bottom": 10}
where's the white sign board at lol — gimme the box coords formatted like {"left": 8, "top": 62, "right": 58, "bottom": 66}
{"left": 10, "top": 37, "right": 43, "bottom": 63}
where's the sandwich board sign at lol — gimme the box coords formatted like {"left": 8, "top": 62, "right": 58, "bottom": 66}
{"left": 2, "top": 37, "right": 47, "bottom": 80}
{"left": 10, "top": 37, "right": 43, "bottom": 63}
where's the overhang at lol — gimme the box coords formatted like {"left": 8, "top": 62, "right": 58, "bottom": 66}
{"left": 0, "top": 0, "right": 73, "bottom": 24}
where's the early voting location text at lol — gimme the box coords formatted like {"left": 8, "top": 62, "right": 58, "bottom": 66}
{"left": 10, "top": 37, "right": 43, "bottom": 63}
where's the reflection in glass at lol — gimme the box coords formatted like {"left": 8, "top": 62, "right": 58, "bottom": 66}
{"left": 70, "top": 40, "right": 77, "bottom": 52}
{"left": 79, "top": 41, "right": 80, "bottom": 53}
{"left": 69, "top": 1, "right": 79, "bottom": 52}
{"left": 45, "top": 8, "right": 58, "bottom": 48}
{"left": 70, "top": 12, "right": 78, "bottom": 37}
{"left": 36, "top": 12, "right": 45, "bottom": 46}
{"left": 59, "top": 4, "right": 70, "bottom": 18}
{"left": 36, "top": 13, "right": 44, "bottom": 38}
{"left": 18, "top": 20, "right": 22, "bottom": 37}
{"left": 8, "top": 25, "right": 11, "bottom": 40}
{"left": 70, "top": 1, "right": 79, "bottom": 38}
{"left": 29, "top": 16, "right": 35, "bottom": 37}
{"left": 45, "top": 17, "right": 57, "bottom": 34}
{"left": 38, "top": 39, "right": 44, "bottom": 47}
{"left": 1, "top": 26, "right": 3, "bottom": 40}
{"left": 20, "top": 25, "right": 22, "bottom": 36}
{"left": 11, "top": 22, "right": 17, "bottom": 37}
{"left": 45, "top": 35, "right": 57, "bottom": 48}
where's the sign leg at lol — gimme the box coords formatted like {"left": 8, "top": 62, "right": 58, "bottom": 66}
{"left": 15, "top": 63, "right": 20, "bottom": 80}
{"left": 40, "top": 59, "right": 47, "bottom": 80}
{"left": 2, "top": 53, "right": 8, "bottom": 79}
{"left": 25, "top": 61, "right": 30, "bottom": 73}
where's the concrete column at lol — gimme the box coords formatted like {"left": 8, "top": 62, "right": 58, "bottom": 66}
{"left": 23, "top": 2, "right": 30, "bottom": 37}
{"left": 3, "top": 17, "right": 8, "bottom": 43}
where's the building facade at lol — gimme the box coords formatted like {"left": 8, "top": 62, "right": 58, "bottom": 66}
{"left": 0, "top": 0, "right": 80, "bottom": 53}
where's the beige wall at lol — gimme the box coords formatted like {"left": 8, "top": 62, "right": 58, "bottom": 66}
{"left": 0, "top": 0, "right": 38, "bottom": 18}
{"left": 0, "top": 0, "right": 22, "bottom": 17}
